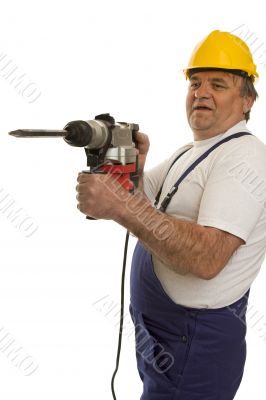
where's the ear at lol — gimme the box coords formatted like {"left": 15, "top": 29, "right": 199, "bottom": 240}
{"left": 243, "top": 95, "right": 255, "bottom": 114}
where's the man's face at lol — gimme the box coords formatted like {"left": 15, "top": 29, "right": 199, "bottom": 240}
{"left": 186, "top": 70, "right": 253, "bottom": 139}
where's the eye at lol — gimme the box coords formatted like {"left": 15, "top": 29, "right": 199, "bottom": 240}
{"left": 213, "top": 83, "right": 225, "bottom": 89}
{"left": 190, "top": 82, "right": 200, "bottom": 89}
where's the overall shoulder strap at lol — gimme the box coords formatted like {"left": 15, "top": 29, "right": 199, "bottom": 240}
{"left": 154, "top": 147, "right": 191, "bottom": 207}
{"left": 154, "top": 131, "right": 253, "bottom": 211}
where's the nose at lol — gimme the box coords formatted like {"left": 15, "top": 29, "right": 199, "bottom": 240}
{"left": 194, "top": 82, "right": 211, "bottom": 99}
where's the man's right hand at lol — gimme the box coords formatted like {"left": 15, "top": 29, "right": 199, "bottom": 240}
{"left": 134, "top": 131, "right": 150, "bottom": 174}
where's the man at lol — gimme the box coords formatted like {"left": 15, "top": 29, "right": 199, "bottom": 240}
{"left": 76, "top": 30, "right": 266, "bottom": 399}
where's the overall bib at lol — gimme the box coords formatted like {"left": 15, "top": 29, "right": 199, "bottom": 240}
{"left": 130, "top": 132, "right": 251, "bottom": 400}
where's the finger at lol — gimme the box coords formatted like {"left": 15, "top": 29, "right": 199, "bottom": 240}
{"left": 77, "top": 202, "right": 86, "bottom": 214}
{"left": 77, "top": 173, "right": 91, "bottom": 183}
{"left": 76, "top": 193, "right": 89, "bottom": 201}
{"left": 134, "top": 131, "right": 148, "bottom": 144}
{"left": 76, "top": 183, "right": 87, "bottom": 193}
{"left": 77, "top": 172, "right": 104, "bottom": 184}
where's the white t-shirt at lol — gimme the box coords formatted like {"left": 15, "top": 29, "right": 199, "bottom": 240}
{"left": 144, "top": 121, "right": 266, "bottom": 308}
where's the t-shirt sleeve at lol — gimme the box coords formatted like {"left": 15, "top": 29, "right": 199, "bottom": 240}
{"left": 197, "top": 142, "right": 266, "bottom": 242}
{"left": 143, "top": 159, "right": 170, "bottom": 203}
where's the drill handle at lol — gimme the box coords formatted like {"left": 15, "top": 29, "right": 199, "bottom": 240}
{"left": 81, "top": 170, "right": 104, "bottom": 220}
{"left": 82, "top": 166, "right": 137, "bottom": 221}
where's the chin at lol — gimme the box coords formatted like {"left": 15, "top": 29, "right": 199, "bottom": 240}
{"left": 190, "top": 122, "right": 212, "bottom": 131}
{"left": 189, "top": 117, "right": 214, "bottom": 130}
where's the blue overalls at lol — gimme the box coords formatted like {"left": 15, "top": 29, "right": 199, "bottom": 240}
{"left": 130, "top": 133, "right": 251, "bottom": 400}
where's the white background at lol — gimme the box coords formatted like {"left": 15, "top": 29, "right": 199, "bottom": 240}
{"left": 0, "top": 0, "right": 266, "bottom": 398}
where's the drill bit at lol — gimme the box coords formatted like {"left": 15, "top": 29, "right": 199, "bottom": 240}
{"left": 9, "top": 129, "right": 68, "bottom": 138}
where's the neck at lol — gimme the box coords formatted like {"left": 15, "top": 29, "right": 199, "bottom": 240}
{"left": 192, "top": 119, "right": 246, "bottom": 141}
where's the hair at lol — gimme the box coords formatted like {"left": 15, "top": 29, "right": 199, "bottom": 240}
{"left": 238, "top": 76, "right": 258, "bottom": 122}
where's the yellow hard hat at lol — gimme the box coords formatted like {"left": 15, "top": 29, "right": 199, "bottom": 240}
{"left": 184, "top": 30, "right": 258, "bottom": 81}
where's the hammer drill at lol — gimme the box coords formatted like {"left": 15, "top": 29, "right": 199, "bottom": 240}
{"left": 9, "top": 113, "right": 139, "bottom": 193}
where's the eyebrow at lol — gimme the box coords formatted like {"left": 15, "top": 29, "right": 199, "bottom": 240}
{"left": 189, "top": 76, "right": 229, "bottom": 85}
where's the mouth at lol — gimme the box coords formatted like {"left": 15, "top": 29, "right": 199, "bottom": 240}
{"left": 192, "top": 105, "right": 213, "bottom": 112}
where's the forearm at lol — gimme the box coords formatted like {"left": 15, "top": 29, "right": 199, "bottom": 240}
{"left": 113, "top": 190, "right": 215, "bottom": 279}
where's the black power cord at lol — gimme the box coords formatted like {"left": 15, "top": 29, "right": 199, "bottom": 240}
{"left": 111, "top": 230, "right": 130, "bottom": 399}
